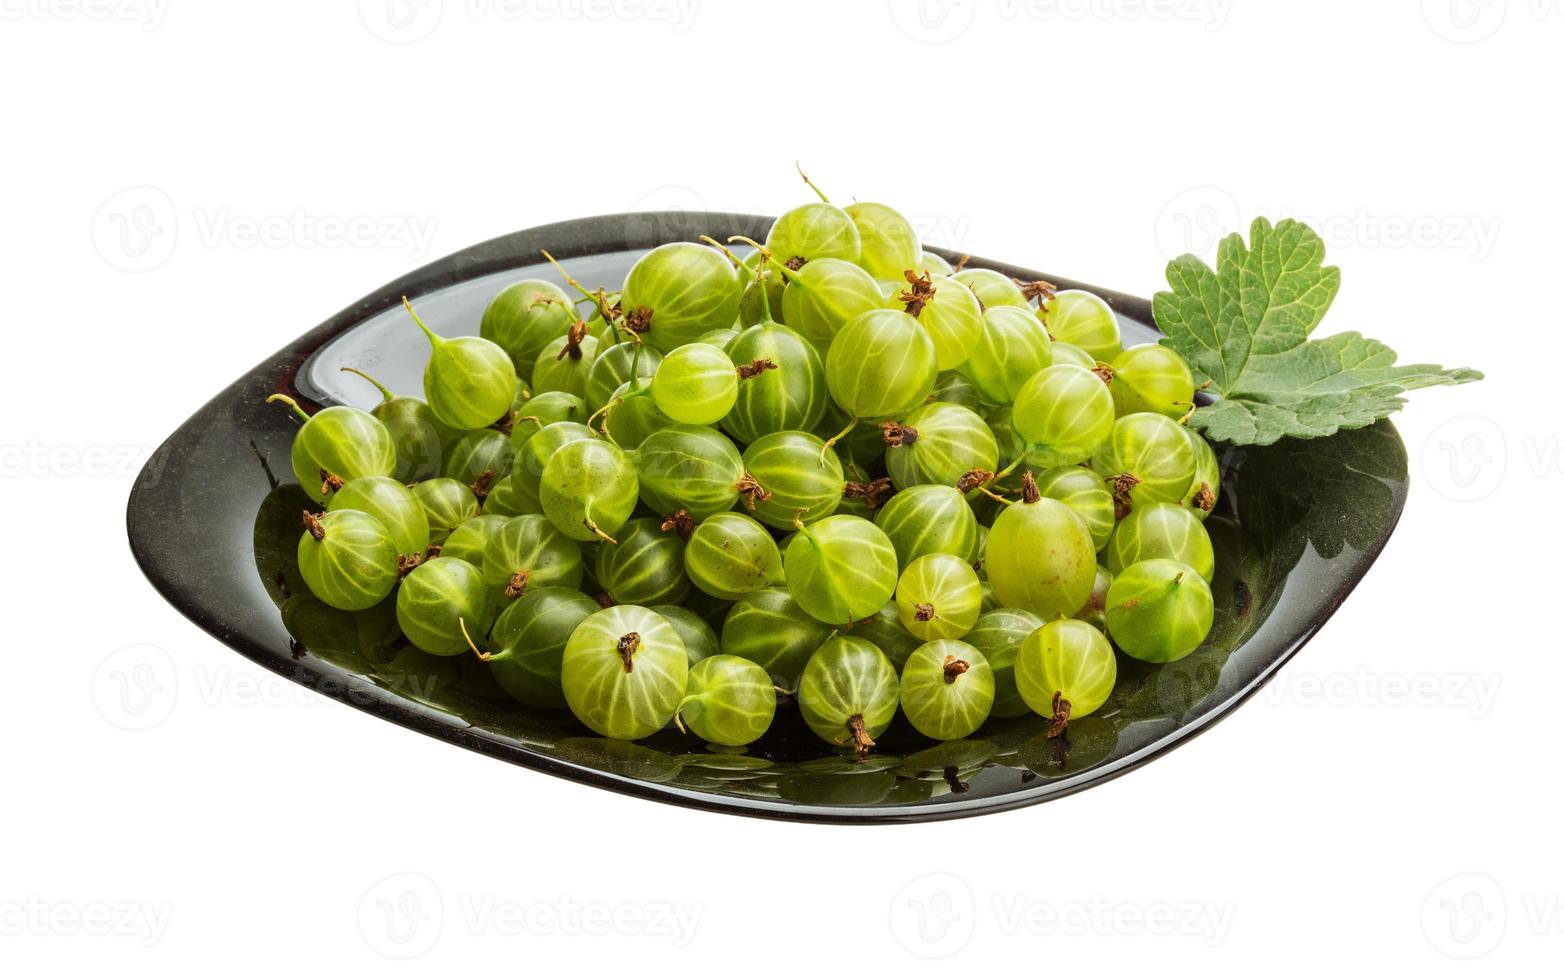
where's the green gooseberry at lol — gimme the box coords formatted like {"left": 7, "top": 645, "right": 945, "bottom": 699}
{"left": 797, "top": 635, "right": 898, "bottom": 755}
{"left": 482, "top": 513, "right": 585, "bottom": 604}
{"left": 719, "top": 587, "right": 833, "bottom": 685}
{"left": 1090, "top": 412, "right": 1197, "bottom": 515}
{"left": 442, "top": 428, "right": 515, "bottom": 488}
{"left": 964, "top": 607, "right": 1045, "bottom": 718}
{"left": 652, "top": 604, "right": 719, "bottom": 665}
{"left": 338, "top": 367, "right": 456, "bottom": 483}
{"left": 920, "top": 251, "right": 954, "bottom": 275}
{"left": 650, "top": 343, "right": 738, "bottom": 425}
{"left": 619, "top": 242, "right": 742, "bottom": 353}
{"left": 510, "top": 420, "right": 595, "bottom": 508}
{"left": 483, "top": 587, "right": 599, "bottom": 708}
{"left": 723, "top": 322, "right": 829, "bottom": 443}
{"left": 928, "top": 370, "right": 984, "bottom": 411}
{"left": 1015, "top": 617, "right": 1118, "bottom": 734}
{"left": 404, "top": 298, "right": 517, "bottom": 430}
{"left": 560, "top": 605, "right": 688, "bottom": 740}
{"left": 890, "top": 271, "right": 983, "bottom": 371}
{"left": 1105, "top": 502, "right": 1215, "bottom": 583}
{"left": 1039, "top": 289, "right": 1121, "bottom": 362}
{"left": 674, "top": 655, "right": 777, "bottom": 747}
{"left": 396, "top": 556, "right": 491, "bottom": 655}
{"left": 683, "top": 512, "right": 783, "bottom": 601}
{"left": 439, "top": 514, "right": 507, "bottom": 567}
{"left": 845, "top": 201, "right": 919, "bottom": 280}
{"left": 411, "top": 477, "right": 480, "bottom": 546}
{"left": 899, "top": 639, "right": 995, "bottom": 741}
{"left": 783, "top": 514, "right": 899, "bottom": 627}
{"left": 824, "top": 309, "right": 938, "bottom": 426}
{"left": 266, "top": 394, "right": 396, "bottom": 505}
{"left": 327, "top": 475, "right": 430, "bottom": 557}
{"left": 1033, "top": 464, "right": 1115, "bottom": 551}
{"left": 539, "top": 437, "right": 639, "bottom": 544}
{"left": 895, "top": 553, "right": 982, "bottom": 641}
{"left": 594, "top": 517, "right": 690, "bottom": 606}
{"left": 765, "top": 169, "right": 861, "bottom": 265}
{"left": 738, "top": 250, "right": 787, "bottom": 328}
{"left": 632, "top": 425, "right": 743, "bottom": 522}
{"left": 952, "top": 268, "right": 1028, "bottom": 309}
{"left": 1105, "top": 559, "right": 1214, "bottom": 663}
{"left": 585, "top": 341, "right": 662, "bottom": 412}
{"left": 478, "top": 279, "right": 577, "bottom": 380}
{"left": 478, "top": 470, "right": 536, "bottom": 518}
{"left": 844, "top": 601, "right": 921, "bottom": 670}
{"left": 601, "top": 378, "right": 673, "bottom": 450}
{"left": 1074, "top": 565, "right": 1113, "bottom": 633}
{"left": 1049, "top": 341, "right": 1096, "bottom": 371}
{"left": 963, "top": 305, "right": 1055, "bottom": 405}
{"left": 884, "top": 401, "right": 998, "bottom": 490}
{"left": 296, "top": 509, "right": 399, "bottom": 611}
{"left": 776, "top": 257, "right": 886, "bottom": 352}
{"left": 698, "top": 326, "right": 740, "bottom": 349}
{"left": 1011, "top": 364, "right": 1116, "bottom": 468}
{"left": 1108, "top": 343, "right": 1195, "bottom": 419}
{"left": 740, "top": 431, "right": 845, "bottom": 531}
{"left": 530, "top": 327, "right": 599, "bottom": 400}
{"left": 984, "top": 472, "right": 1097, "bottom": 620}
{"left": 515, "top": 390, "right": 588, "bottom": 429}
{"left": 1180, "top": 426, "right": 1221, "bottom": 521}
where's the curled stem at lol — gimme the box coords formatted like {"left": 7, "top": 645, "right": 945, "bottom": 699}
{"left": 265, "top": 393, "right": 311, "bottom": 423}
{"left": 818, "top": 417, "right": 855, "bottom": 464}
{"left": 338, "top": 366, "right": 395, "bottom": 404}
{"left": 458, "top": 616, "right": 492, "bottom": 662}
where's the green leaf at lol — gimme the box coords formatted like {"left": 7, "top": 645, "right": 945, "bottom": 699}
{"left": 1153, "top": 217, "right": 1482, "bottom": 445}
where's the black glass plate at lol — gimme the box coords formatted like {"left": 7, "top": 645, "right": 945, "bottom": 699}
{"left": 126, "top": 212, "right": 1408, "bottom": 823}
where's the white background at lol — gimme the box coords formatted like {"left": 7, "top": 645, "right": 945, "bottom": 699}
{"left": 2, "top": 0, "right": 1554, "bottom": 973}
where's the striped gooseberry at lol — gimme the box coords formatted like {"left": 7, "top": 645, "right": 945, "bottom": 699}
{"left": 797, "top": 635, "right": 898, "bottom": 755}
{"left": 674, "top": 655, "right": 777, "bottom": 747}
{"left": 266, "top": 394, "right": 396, "bottom": 505}
{"left": 898, "top": 639, "right": 995, "bottom": 741}
{"left": 984, "top": 471, "right": 1097, "bottom": 620}
{"left": 560, "top": 605, "right": 688, "bottom": 739}
{"left": 296, "top": 509, "right": 399, "bottom": 611}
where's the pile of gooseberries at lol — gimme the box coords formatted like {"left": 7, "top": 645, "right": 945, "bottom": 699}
{"left": 267, "top": 169, "right": 1224, "bottom": 759}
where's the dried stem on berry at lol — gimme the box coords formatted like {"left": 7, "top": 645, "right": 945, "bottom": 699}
{"left": 302, "top": 511, "right": 326, "bottom": 541}
{"left": 660, "top": 509, "right": 696, "bottom": 540}
{"left": 736, "top": 357, "right": 778, "bottom": 380}
{"left": 943, "top": 656, "right": 970, "bottom": 684}
{"left": 880, "top": 421, "right": 918, "bottom": 447}
{"left": 1044, "top": 690, "right": 1073, "bottom": 739}
{"left": 617, "top": 632, "right": 641, "bottom": 672}
{"left": 897, "top": 269, "right": 936, "bottom": 318}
